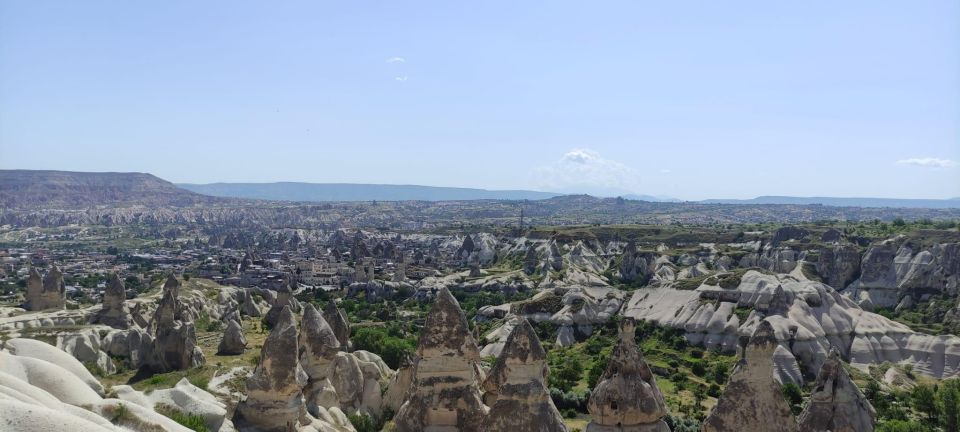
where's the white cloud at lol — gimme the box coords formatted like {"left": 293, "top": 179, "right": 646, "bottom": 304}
{"left": 660, "top": 169, "right": 672, "bottom": 173}
{"left": 386, "top": 57, "right": 406, "bottom": 64}
{"left": 533, "top": 148, "right": 644, "bottom": 195}
{"left": 394, "top": 76, "right": 408, "bottom": 82}
{"left": 896, "top": 157, "right": 957, "bottom": 168}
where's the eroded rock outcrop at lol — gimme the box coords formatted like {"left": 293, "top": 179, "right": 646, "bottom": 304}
{"left": 299, "top": 303, "right": 341, "bottom": 415}
{"left": 147, "top": 283, "right": 205, "bottom": 372}
{"left": 817, "top": 244, "right": 860, "bottom": 290}
{"left": 797, "top": 350, "right": 875, "bottom": 432}
{"left": 702, "top": 320, "right": 799, "bottom": 432}
{"left": 217, "top": 319, "right": 247, "bottom": 355}
{"left": 586, "top": 318, "right": 669, "bottom": 432}
{"left": 24, "top": 265, "right": 66, "bottom": 311}
{"left": 92, "top": 274, "right": 131, "bottom": 329}
{"left": 481, "top": 317, "right": 566, "bottom": 432}
{"left": 235, "top": 306, "right": 308, "bottom": 432}
{"left": 393, "top": 287, "right": 487, "bottom": 432}
{"left": 323, "top": 300, "right": 351, "bottom": 351}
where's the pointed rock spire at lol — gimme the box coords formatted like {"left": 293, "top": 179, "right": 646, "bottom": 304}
{"left": 235, "top": 306, "right": 308, "bottom": 432}
{"left": 23, "top": 267, "right": 44, "bottom": 310}
{"left": 94, "top": 273, "right": 131, "bottom": 329}
{"left": 323, "top": 299, "right": 351, "bottom": 351}
{"left": 163, "top": 273, "right": 180, "bottom": 297}
{"left": 587, "top": 318, "right": 669, "bottom": 431}
{"left": 702, "top": 320, "right": 799, "bottom": 432}
{"left": 147, "top": 278, "right": 204, "bottom": 371}
{"left": 481, "top": 318, "right": 567, "bottom": 432}
{"left": 393, "top": 286, "right": 487, "bottom": 432}
{"left": 218, "top": 319, "right": 247, "bottom": 355}
{"left": 26, "top": 265, "right": 66, "bottom": 310}
{"left": 300, "top": 303, "right": 340, "bottom": 376}
{"left": 798, "top": 350, "right": 876, "bottom": 432}
{"left": 299, "top": 303, "right": 342, "bottom": 415}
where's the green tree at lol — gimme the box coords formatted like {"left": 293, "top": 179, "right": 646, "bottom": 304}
{"left": 911, "top": 384, "right": 937, "bottom": 423}
{"left": 938, "top": 379, "right": 960, "bottom": 432}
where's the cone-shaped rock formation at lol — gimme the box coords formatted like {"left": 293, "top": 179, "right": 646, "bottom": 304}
{"left": 481, "top": 317, "right": 567, "bottom": 432}
{"left": 702, "top": 320, "right": 799, "bottom": 432}
{"left": 93, "top": 273, "right": 131, "bottom": 329}
{"left": 798, "top": 350, "right": 876, "bottom": 432}
{"left": 218, "top": 319, "right": 248, "bottom": 355}
{"left": 393, "top": 287, "right": 487, "bottom": 432}
{"left": 235, "top": 306, "right": 308, "bottom": 432}
{"left": 586, "top": 318, "right": 669, "bottom": 432}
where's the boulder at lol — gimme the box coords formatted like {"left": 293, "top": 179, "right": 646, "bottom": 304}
{"left": 702, "top": 320, "right": 799, "bottom": 432}
{"left": 586, "top": 318, "right": 669, "bottom": 432}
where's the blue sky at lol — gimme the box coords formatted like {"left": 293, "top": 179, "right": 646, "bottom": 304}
{"left": 1, "top": 1, "right": 958, "bottom": 200}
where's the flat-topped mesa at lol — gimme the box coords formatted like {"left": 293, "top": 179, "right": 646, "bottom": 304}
{"left": 299, "top": 303, "right": 341, "bottom": 413}
{"left": 235, "top": 306, "right": 309, "bottom": 432}
{"left": 702, "top": 320, "right": 799, "bottom": 432}
{"left": 323, "top": 299, "right": 351, "bottom": 351}
{"left": 218, "top": 319, "right": 248, "bottom": 355}
{"left": 93, "top": 273, "right": 131, "bottom": 329}
{"left": 147, "top": 284, "right": 205, "bottom": 371}
{"left": 481, "top": 318, "right": 567, "bottom": 432}
{"left": 25, "top": 265, "right": 66, "bottom": 311}
{"left": 798, "top": 350, "right": 876, "bottom": 432}
{"left": 393, "top": 286, "right": 488, "bottom": 432}
{"left": 586, "top": 318, "right": 669, "bottom": 432}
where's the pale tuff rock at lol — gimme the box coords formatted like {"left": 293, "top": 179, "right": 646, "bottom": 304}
{"left": 623, "top": 270, "right": 960, "bottom": 380}
{"left": 323, "top": 300, "right": 352, "bottom": 351}
{"left": 393, "top": 287, "right": 487, "bottom": 432}
{"left": 844, "top": 240, "right": 960, "bottom": 309}
{"left": 300, "top": 303, "right": 341, "bottom": 415}
{"left": 586, "top": 318, "right": 669, "bottom": 432}
{"left": 798, "top": 350, "right": 876, "bottom": 432}
{"left": 112, "top": 377, "right": 231, "bottom": 432}
{"left": 383, "top": 354, "right": 415, "bottom": 412}
{"left": 240, "top": 288, "right": 265, "bottom": 317}
{"left": 481, "top": 318, "right": 567, "bottom": 432}
{"left": 147, "top": 285, "right": 205, "bottom": 372}
{"left": 265, "top": 278, "right": 301, "bottom": 328}
{"left": 235, "top": 306, "right": 309, "bottom": 432}
{"left": 24, "top": 265, "right": 66, "bottom": 311}
{"left": 218, "top": 319, "right": 248, "bottom": 355}
{"left": 163, "top": 273, "right": 181, "bottom": 297}
{"left": 93, "top": 273, "right": 131, "bottom": 329}
{"left": 524, "top": 244, "right": 540, "bottom": 275}
{"left": 817, "top": 244, "right": 860, "bottom": 290}
{"left": 619, "top": 241, "right": 656, "bottom": 283}
{"left": 58, "top": 329, "right": 118, "bottom": 376}
{"left": 702, "top": 320, "right": 799, "bottom": 432}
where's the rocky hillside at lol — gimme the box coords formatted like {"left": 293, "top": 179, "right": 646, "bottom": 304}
{"left": 0, "top": 170, "right": 227, "bottom": 209}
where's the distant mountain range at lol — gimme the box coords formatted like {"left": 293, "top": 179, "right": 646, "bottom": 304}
{"left": 701, "top": 196, "right": 960, "bottom": 209}
{"left": 177, "top": 182, "right": 561, "bottom": 202}
{"left": 2, "top": 170, "right": 958, "bottom": 210}
{"left": 0, "top": 170, "right": 223, "bottom": 209}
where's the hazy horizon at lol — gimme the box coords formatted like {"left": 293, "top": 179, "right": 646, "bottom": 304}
{"left": 2, "top": 1, "right": 958, "bottom": 201}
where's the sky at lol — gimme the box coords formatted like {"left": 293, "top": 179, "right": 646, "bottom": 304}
{"left": 1, "top": 1, "right": 958, "bottom": 201}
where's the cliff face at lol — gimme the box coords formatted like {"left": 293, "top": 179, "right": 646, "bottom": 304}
{"left": 0, "top": 170, "right": 225, "bottom": 209}
{"left": 844, "top": 239, "right": 960, "bottom": 308}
